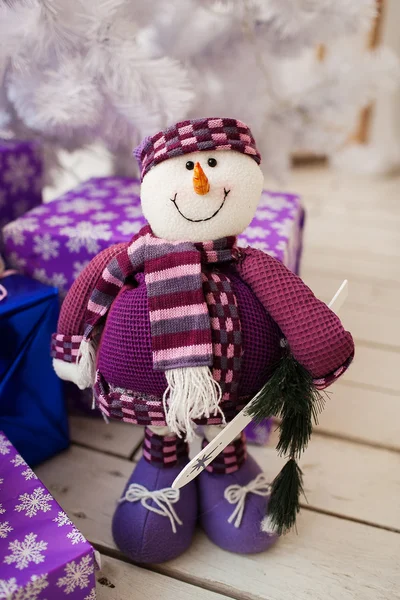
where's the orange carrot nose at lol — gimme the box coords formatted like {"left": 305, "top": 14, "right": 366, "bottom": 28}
{"left": 193, "top": 162, "right": 210, "bottom": 195}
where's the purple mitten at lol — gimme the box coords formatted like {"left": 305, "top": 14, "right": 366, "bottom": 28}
{"left": 112, "top": 456, "right": 197, "bottom": 563}
{"left": 198, "top": 453, "right": 278, "bottom": 554}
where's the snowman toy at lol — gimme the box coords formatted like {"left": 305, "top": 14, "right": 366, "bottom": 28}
{"left": 52, "top": 117, "right": 354, "bottom": 564}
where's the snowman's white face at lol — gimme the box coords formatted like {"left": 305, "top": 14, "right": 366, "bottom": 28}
{"left": 140, "top": 150, "right": 264, "bottom": 242}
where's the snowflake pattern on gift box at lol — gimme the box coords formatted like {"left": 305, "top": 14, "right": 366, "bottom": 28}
{"left": 0, "top": 521, "right": 13, "bottom": 539}
{"left": 33, "top": 233, "right": 60, "bottom": 260}
{"left": 61, "top": 222, "right": 112, "bottom": 254}
{"left": 258, "top": 194, "right": 293, "bottom": 211}
{"left": 56, "top": 555, "right": 94, "bottom": 594}
{"left": 116, "top": 220, "right": 142, "bottom": 236}
{"left": 67, "top": 528, "right": 86, "bottom": 545}
{"left": 11, "top": 454, "right": 38, "bottom": 481}
{"left": 3, "top": 154, "right": 35, "bottom": 194}
{"left": 124, "top": 204, "right": 143, "bottom": 219}
{"left": 3, "top": 217, "right": 39, "bottom": 246}
{"left": 11, "top": 574, "right": 49, "bottom": 600}
{"left": 256, "top": 208, "right": 278, "bottom": 221}
{"left": 44, "top": 215, "right": 73, "bottom": 227}
{"left": 84, "top": 589, "right": 96, "bottom": 600}
{"left": 0, "top": 434, "right": 12, "bottom": 456}
{"left": 244, "top": 225, "right": 272, "bottom": 240}
{"left": 72, "top": 261, "right": 90, "bottom": 280}
{"left": 53, "top": 511, "right": 73, "bottom": 528}
{"left": 111, "top": 195, "right": 132, "bottom": 206}
{"left": 0, "top": 504, "right": 5, "bottom": 515}
{"left": 249, "top": 240, "right": 271, "bottom": 253}
{"left": 0, "top": 577, "right": 18, "bottom": 599}
{"left": 91, "top": 211, "right": 118, "bottom": 222}
{"left": 57, "top": 198, "right": 104, "bottom": 215}
{"left": 30, "top": 205, "right": 49, "bottom": 216}
{"left": 33, "top": 268, "right": 67, "bottom": 291}
{"left": 7, "top": 252, "right": 28, "bottom": 271}
{"left": 271, "top": 218, "right": 294, "bottom": 238}
{"left": 115, "top": 181, "right": 141, "bottom": 196}
{"left": 15, "top": 487, "right": 53, "bottom": 518}
{"left": 4, "top": 533, "right": 48, "bottom": 570}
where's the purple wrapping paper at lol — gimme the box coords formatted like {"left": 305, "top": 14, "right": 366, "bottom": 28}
{"left": 0, "top": 139, "right": 43, "bottom": 252}
{"left": 2, "top": 177, "right": 304, "bottom": 295}
{"left": 0, "top": 432, "right": 96, "bottom": 599}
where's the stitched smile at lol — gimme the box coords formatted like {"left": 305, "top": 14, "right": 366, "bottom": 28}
{"left": 170, "top": 188, "right": 230, "bottom": 223}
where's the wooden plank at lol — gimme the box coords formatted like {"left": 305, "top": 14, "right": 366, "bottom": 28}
{"left": 305, "top": 217, "right": 400, "bottom": 260}
{"left": 69, "top": 415, "right": 144, "bottom": 459}
{"left": 36, "top": 439, "right": 400, "bottom": 544}
{"left": 302, "top": 245, "right": 400, "bottom": 286}
{"left": 95, "top": 555, "right": 230, "bottom": 600}
{"left": 342, "top": 345, "right": 400, "bottom": 393}
{"left": 339, "top": 304, "right": 400, "bottom": 350}
{"left": 36, "top": 446, "right": 400, "bottom": 600}
{"left": 302, "top": 270, "right": 400, "bottom": 312}
{"left": 315, "top": 382, "right": 400, "bottom": 450}
{"left": 250, "top": 431, "right": 400, "bottom": 531}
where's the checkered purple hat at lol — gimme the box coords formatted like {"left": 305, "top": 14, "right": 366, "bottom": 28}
{"left": 134, "top": 117, "right": 261, "bottom": 180}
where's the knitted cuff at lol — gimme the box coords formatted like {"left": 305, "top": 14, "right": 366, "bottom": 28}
{"left": 51, "top": 333, "right": 83, "bottom": 363}
{"left": 204, "top": 432, "right": 247, "bottom": 475}
{"left": 313, "top": 352, "right": 354, "bottom": 390}
{"left": 143, "top": 428, "right": 189, "bottom": 468}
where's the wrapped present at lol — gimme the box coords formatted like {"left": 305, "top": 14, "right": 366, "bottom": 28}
{"left": 2, "top": 177, "right": 304, "bottom": 294}
{"left": 0, "top": 431, "right": 97, "bottom": 600}
{"left": 2, "top": 178, "right": 304, "bottom": 445}
{"left": 0, "top": 274, "right": 69, "bottom": 466}
{"left": 0, "top": 139, "right": 43, "bottom": 253}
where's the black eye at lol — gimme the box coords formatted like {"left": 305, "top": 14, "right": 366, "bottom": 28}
{"left": 208, "top": 158, "right": 217, "bottom": 167}
{"left": 186, "top": 161, "right": 194, "bottom": 170}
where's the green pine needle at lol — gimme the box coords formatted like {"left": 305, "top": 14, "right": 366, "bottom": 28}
{"left": 246, "top": 343, "right": 326, "bottom": 458}
{"left": 267, "top": 458, "right": 304, "bottom": 535}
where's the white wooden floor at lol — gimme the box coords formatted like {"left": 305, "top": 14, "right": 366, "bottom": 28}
{"left": 37, "top": 165, "right": 400, "bottom": 600}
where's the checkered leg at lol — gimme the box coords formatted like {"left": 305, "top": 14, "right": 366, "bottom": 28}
{"left": 143, "top": 427, "right": 189, "bottom": 468}
{"left": 202, "top": 432, "right": 247, "bottom": 475}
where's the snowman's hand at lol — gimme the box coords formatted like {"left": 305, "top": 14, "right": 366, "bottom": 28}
{"left": 52, "top": 358, "right": 91, "bottom": 390}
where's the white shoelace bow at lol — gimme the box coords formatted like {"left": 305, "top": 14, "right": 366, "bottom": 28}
{"left": 224, "top": 473, "right": 272, "bottom": 528}
{"left": 120, "top": 484, "right": 183, "bottom": 534}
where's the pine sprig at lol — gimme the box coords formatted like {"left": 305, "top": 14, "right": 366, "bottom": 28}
{"left": 247, "top": 344, "right": 326, "bottom": 457}
{"left": 267, "top": 458, "right": 304, "bottom": 535}
{"left": 247, "top": 340, "right": 327, "bottom": 534}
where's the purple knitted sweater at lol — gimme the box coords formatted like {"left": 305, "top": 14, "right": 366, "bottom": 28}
{"left": 54, "top": 243, "right": 354, "bottom": 427}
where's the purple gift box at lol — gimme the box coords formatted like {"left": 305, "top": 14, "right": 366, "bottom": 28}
{"left": 2, "top": 177, "right": 305, "bottom": 443}
{"left": 2, "top": 177, "right": 304, "bottom": 293}
{"left": 0, "top": 139, "right": 43, "bottom": 253}
{"left": 0, "top": 432, "right": 96, "bottom": 599}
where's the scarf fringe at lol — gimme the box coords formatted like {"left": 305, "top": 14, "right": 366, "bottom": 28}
{"left": 163, "top": 366, "right": 224, "bottom": 441}
{"left": 77, "top": 339, "right": 97, "bottom": 390}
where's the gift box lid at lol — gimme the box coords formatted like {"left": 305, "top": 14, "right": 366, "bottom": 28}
{"left": 2, "top": 177, "right": 304, "bottom": 294}
{"left": 0, "top": 431, "right": 96, "bottom": 598}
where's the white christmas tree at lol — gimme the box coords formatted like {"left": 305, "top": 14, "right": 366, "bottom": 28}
{"left": 0, "top": 0, "right": 397, "bottom": 180}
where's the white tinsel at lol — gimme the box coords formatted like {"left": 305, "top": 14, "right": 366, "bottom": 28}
{"left": 0, "top": 0, "right": 397, "bottom": 181}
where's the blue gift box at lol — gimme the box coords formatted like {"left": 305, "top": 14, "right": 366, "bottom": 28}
{"left": 0, "top": 274, "right": 69, "bottom": 465}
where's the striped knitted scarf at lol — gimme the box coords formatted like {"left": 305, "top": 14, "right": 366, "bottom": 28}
{"left": 83, "top": 224, "right": 238, "bottom": 371}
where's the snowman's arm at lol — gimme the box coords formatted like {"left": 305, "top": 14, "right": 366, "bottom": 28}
{"left": 236, "top": 247, "right": 354, "bottom": 388}
{"left": 51, "top": 242, "right": 129, "bottom": 373}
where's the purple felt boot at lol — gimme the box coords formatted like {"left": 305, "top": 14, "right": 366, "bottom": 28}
{"left": 112, "top": 429, "right": 197, "bottom": 563}
{"left": 197, "top": 434, "right": 278, "bottom": 554}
